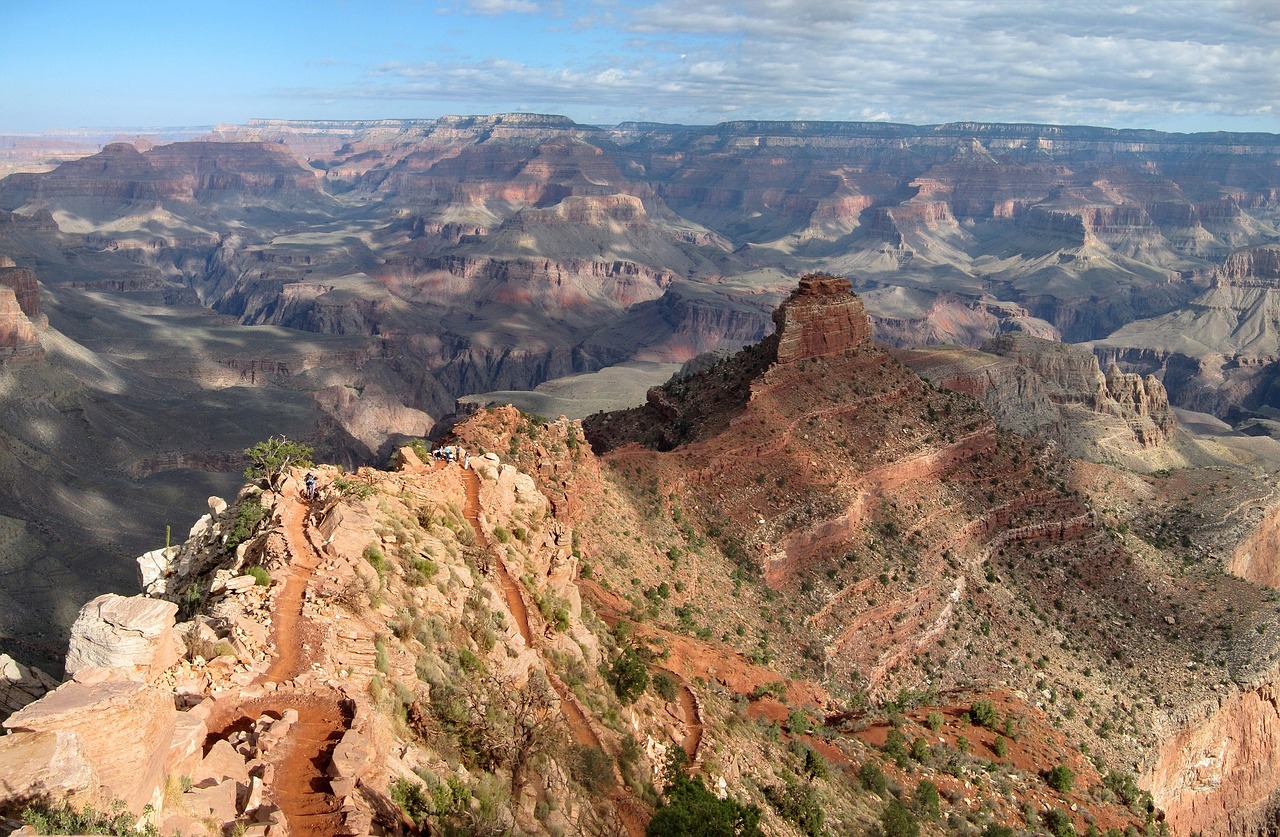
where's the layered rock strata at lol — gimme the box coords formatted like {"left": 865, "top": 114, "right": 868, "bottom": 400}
{"left": 899, "top": 333, "right": 1176, "bottom": 458}
{"left": 771, "top": 274, "right": 871, "bottom": 363}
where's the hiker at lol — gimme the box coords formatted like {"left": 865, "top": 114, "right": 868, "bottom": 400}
{"left": 304, "top": 472, "right": 317, "bottom": 499}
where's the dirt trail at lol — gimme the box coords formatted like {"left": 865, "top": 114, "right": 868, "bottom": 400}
{"left": 674, "top": 679, "right": 703, "bottom": 764}
{"left": 463, "top": 467, "right": 534, "bottom": 646}
{"left": 205, "top": 692, "right": 349, "bottom": 836}
{"left": 460, "top": 465, "right": 646, "bottom": 837}
{"left": 259, "top": 490, "right": 322, "bottom": 683}
{"left": 204, "top": 482, "right": 350, "bottom": 836}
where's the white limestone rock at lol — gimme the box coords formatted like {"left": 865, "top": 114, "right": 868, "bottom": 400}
{"left": 64, "top": 594, "right": 180, "bottom": 679}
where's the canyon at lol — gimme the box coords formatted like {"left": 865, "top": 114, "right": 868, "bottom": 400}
{"left": 4, "top": 116, "right": 1280, "bottom": 834}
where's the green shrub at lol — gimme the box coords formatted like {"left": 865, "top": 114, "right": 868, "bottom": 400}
{"left": 608, "top": 646, "right": 650, "bottom": 704}
{"left": 859, "top": 760, "right": 887, "bottom": 794}
{"left": 1046, "top": 763, "right": 1076, "bottom": 793}
{"left": 652, "top": 672, "right": 678, "bottom": 702}
{"left": 364, "top": 543, "right": 386, "bottom": 579}
{"left": 21, "top": 800, "right": 158, "bottom": 836}
{"left": 647, "top": 774, "right": 762, "bottom": 837}
{"left": 786, "top": 709, "right": 813, "bottom": 736}
{"left": 330, "top": 473, "right": 375, "bottom": 501}
{"left": 390, "top": 777, "right": 433, "bottom": 828}
{"left": 881, "top": 799, "right": 920, "bottom": 837}
{"left": 1103, "top": 769, "right": 1141, "bottom": 806}
{"left": 883, "top": 728, "right": 909, "bottom": 767}
{"left": 970, "top": 699, "right": 999, "bottom": 728}
{"left": 764, "top": 780, "right": 823, "bottom": 837}
{"left": 993, "top": 736, "right": 1008, "bottom": 759}
{"left": 457, "top": 648, "right": 483, "bottom": 673}
{"left": 243, "top": 436, "right": 313, "bottom": 488}
{"left": 925, "top": 711, "right": 945, "bottom": 732}
{"left": 225, "top": 499, "right": 265, "bottom": 553}
{"left": 750, "top": 680, "right": 787, "bottom": 701}
{"left": 914, "top": 779, "right": 940, "bottom": 820}
{"left": 1042, "top": 808, "right": 1077, "bottom": 837}
{"left": 570, "top": 744, "right": 614, "bottom": 793}
{"left": 246, "top": 565, "right": 271, "bottom": 586}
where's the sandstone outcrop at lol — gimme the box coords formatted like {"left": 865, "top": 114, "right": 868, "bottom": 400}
{"left": 771, "top": 274, "right": 871, "bottom": 363}
{"left": 1145, "top": 677, "right": 1280, "bottom": 836}
{"left": 63, "top": 594, "right": 180, "bottom": 679}
{"left": 0, "top": 266, "right": 40, "bottom": 320}
{"left": 2, "top": 674, "right": 177, "bottom": 815}
{"left": 0, "top": 264, "right": 41, "bottom": 358}
{"left": 899, "top": 333, "right": 1176, "bottom": 461}
{"left": 0, "top": 653, "right": 58, "bottom": 718}
{"left": 0, "top": 730, "right": 100, "bottom": 812}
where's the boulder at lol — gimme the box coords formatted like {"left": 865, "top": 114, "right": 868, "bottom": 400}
{"left": 0, "top": 730, "right": 99, "bottom": 814}
{"left": 192, "top": 739, "right": 249, "bottom": 789}
{"left": 135, "top": 547, "right": 177, "bottom": 596}
{"left": 3, "top": 677, "right": 177, "bottom": 815}
{"left": 0, "top": 653, "right": 58, "bottom": 718}
{"left": 64, "top": 594, "right": 179, "bottom": 679}
{"left": 475, "top": 452, "right": 502, "bottom": 481}
{"left": 182, "top": 779, "right": 238, "bottom": 824}
{"left": 223, "top": 575, "right": 259, "bottom": 594}
{"left": 166, "top": 711, "right": 208, "bottom": 779}
{"left": 328, "top": 729, "right": 373, "bottom": 781}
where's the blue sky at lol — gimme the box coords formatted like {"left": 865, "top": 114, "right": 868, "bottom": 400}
{"left": 2, "top": 0, "right": 1277, "bottom": 134}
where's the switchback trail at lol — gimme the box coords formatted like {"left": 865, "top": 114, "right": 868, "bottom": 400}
{"left": 463, "top": 466, "right": 534, "bottom": 646}
{"left": 460, "top": 465, "right": 646, "bottom": 837}
{"left": 205, "top": 482, "right": 349, "bottom": 836}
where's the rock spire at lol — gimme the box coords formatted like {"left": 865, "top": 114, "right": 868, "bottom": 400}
{"left": 771, "top": 273, "right": 871, "bottom": 364}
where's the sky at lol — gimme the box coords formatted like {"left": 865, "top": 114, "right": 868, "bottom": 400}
{"left": 2, "top": 0, "right": 1277, "bottom": 135}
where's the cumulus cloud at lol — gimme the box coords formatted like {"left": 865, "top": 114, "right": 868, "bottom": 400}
{"left": 330, "top": 0, "right": 1280, "bottom": 131}
{"left": 464, "top": 0, "right": 542, "bottom": 14}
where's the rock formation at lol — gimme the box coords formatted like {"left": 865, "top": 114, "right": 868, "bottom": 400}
{"left": 3, "top": 673, "right": 178, "bottom": 816}
{"left": 0, "top": 654, "right": 57, "bottom": 717}
{"left": 1090, "top": 244, "right": 1280, "bottom": 421}
{"left": 899, "top": 333, "right": 1177, "bottom": 463}
{"left": 771, "top": 274, "right": 871, "bottom": 363}
{"left": 0, "top": 261, "right": 42, "bottom": 358}
{"left": 63, "top": 594, "right": 181, "bottom": 680}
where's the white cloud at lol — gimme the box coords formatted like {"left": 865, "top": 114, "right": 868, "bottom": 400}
{"left": 315, "top": 0, "right": 1280, "bottom": 131}
{"left": 465, "top": 0, "right": 541, "bottom": 14}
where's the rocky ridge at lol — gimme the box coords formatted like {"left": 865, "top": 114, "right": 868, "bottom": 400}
{"left": 580, "top": 275, "right": 1280, "bottom": 836}
{"left": 0, "top": 277, "right": 1173, "bottom": 837}
{"left": 898, "top": 333, "right": 1177, "bottom": 465}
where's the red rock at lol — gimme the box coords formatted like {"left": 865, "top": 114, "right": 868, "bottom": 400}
{"left": 0, "top": 729, "right": 99, "bottom": 811}
{"left": 771, "top": 274, "right": 871, "bottom": 363}
{"left": 0, "top": 286, "right": 38, "bottom": 353}
{"left": 3, "top": 677, "right": 177, "bottom": 814}
{"left": 0, "top": 266, "right": 40, "bottom": 320}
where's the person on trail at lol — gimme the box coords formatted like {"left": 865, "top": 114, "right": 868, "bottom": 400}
{"left": 304, "top": 472, "right": 317, "bottom": 499}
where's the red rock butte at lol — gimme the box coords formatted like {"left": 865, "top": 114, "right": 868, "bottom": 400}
{"left": 771, "top": 273, "right": 871, "bottom": 364}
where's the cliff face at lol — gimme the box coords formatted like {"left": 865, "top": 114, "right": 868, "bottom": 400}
{"left": 0, "top": 263, "right": 42, "bottom": 358}
{"left": 0, "top": 141, "right": 320, "bottom": 219}
{"left": 898, "top": 334, "right": 1176, "bottom": 461}
{"left": 1145, "top": 677, "right": 1280, "bottom": 837}
{"left": 771, "top": 274, "right": 871, "bottom": 363}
